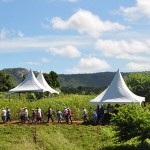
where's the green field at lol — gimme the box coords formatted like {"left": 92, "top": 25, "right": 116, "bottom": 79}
{"left": 0, "top": 93, "right": 150, "bottom": 150}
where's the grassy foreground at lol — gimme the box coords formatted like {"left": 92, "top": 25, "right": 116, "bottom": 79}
{"left": 0, "top": 124, "right": 117, "bottom": 150}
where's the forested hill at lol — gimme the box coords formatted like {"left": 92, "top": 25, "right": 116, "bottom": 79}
{"left": 2, "top": 68, "right": 28, "bottom": 86}
{"left": 59, "top": 72, "right": 130, "bottom": 88}
{"left": 2, "top": 68, "right": 130, "bottom": 88}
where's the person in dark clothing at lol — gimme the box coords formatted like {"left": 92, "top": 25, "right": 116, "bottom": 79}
{"left": 64, "top": 107, "right": 69, "bottom": 124}
{"left": 96, "top": 105, "right": 100, "bottom": 124}
{"left": 47, "top": 107, "right": 53, "bottom": 123}
{"left": 6, "top": 108, "right": 11, "bottom": 122}
{"left": 100, "top": 105, "right": 104, "bottom": 123}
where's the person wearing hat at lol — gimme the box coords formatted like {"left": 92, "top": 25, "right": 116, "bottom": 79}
{"left": 1, "top": 108, "right": 6, "bottom": 123}
{"left": 47, "top": 107, "right": 53, "bottom": 123}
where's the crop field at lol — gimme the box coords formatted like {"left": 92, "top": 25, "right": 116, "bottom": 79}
{"left": 0, "top": 93, "right": 150, "bottom": 150}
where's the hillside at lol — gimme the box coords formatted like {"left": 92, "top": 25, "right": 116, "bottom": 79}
{"left": 59, "top": 72, "right": 130, "bottom": 88}
{"left": 1, "top": 68, "right": 130, "bottom": 88}
{"left": 2, "top": 68, "right": 28, "bottom": 86}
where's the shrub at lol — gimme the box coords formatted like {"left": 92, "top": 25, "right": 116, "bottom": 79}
{"left": 111, "top": 104, "right": 150, "bottom": 141}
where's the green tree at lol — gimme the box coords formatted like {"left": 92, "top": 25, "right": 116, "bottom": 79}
{"left": 0, "top": 71, "right": 14, "bottom": 91}
{"left": 124, "top": 72, "right": 150, "bottom": 102}
{"left": 43, "top": 71, "right": 60, "bottom": 88}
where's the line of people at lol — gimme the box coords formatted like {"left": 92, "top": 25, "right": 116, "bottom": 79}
{"left": 1, "top": 107, "right": 90, "bottom": 124}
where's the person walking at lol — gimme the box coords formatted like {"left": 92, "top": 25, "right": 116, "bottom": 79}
{"left": 24, "top": 107, "right": 29, "bottom": 122}
{"left": 93, "top": 109, "right": 97, "bottom": 126}
{"left": 83, "top": 108, "right": 88, "bottom": 123}
{"left": 47, "top": 107, "right": 54, "bottom": 123}
{"left": 57, "top": 110, "right": 62, "bottom": 124}
{"left": 64, "top": 107, "right": 69, "bottom": 124}
{"left": 31, "top": 109, "right": 36, "bottom": 123}
{"left": 36, "top": 107, "right": 42, "bottom": 123}
{"left": 67, "top": 108, "right": 72, "bottom": 124}
{"left": 6, "top": 108, "right": 11, "bottom": 122}
{"left": 100, "top": 105, "right": 104, "bottom": 124}
{"left": 2, "top": 108, "right": 6, "bottom": 123}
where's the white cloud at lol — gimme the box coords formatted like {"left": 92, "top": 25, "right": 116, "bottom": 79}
{"left": 65, "top": 0, "right": 79, "bottom": 2}
{"left": 120, "top": 0, "right": 150, "bottom": 20}
{"left": 95, "top": 39, "right": 150, "bottom": 62}
{"left": 27, "top": 61, "right": 40, "bottom": 66}
{"left": 18, "top": 31, "right": 24, "bottom": 38}
{"left": 0, "top": 35, "right": 86, "bottom": 53}
{"left": 41, "top": 57, "right": 50, "bottom": 63}
{"left": 66, "top": 57, "right": 110, "bottom": 73}
{"left": 0, "top": 28, "right": 14, "bottom": 40}
{"left": 0, "top": 0, "right": 13, "bottom": 2}
{"left": 126, "top": 62, "right": 150, "bottom": 71}
{"left": 51, "top": 9, "right": 126, "bottom": 38}
{"left": 0, "top": 28, "right": 24, "bottom": 40}
{"left": 47, "top": 45, "right": 81, "bottom": 58}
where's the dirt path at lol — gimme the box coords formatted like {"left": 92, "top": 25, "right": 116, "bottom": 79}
{"left": 0, "top": 120, "right": 87, "bottom": 126}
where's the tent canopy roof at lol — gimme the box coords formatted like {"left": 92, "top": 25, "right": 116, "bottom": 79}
{"left": 36, "top": 71, "right": 59, "bottom": 94}
{"left": 9, "top": 70, "right": 47, "bottom": 93}
{"left": 90, "top": 69, "right": 145, "bottom": 105}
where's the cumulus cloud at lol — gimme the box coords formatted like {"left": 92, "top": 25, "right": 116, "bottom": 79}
{"left": 120, "top": 0, "right": 150, "bottom": 20}
{"left": 66, "top": 57, "right": 110, "bottom": 73}
{"left": 51, "top": 9, "right": 126, "bottom": 38}
{"left": 95, "top": 39, "right": 150, "bottom": 62}
{"left": 126, "top": 62, "right": 150, "bottom": 71}
{"left": 47, "top": 45, "right": 81, "bottom": 58}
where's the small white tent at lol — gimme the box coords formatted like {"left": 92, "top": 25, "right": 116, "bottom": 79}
{"left": 36, "top": 71, "right": 59, "bottom": 94}
{"left": 9, "top": 70, "right": 47, "bottom": 93}
{"left": 90, "top": 69, "right": 145, "bottom": 105}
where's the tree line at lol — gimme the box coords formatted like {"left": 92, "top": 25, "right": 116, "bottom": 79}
{"left": 1, "top": 70, "right": 150, "bottom": 102}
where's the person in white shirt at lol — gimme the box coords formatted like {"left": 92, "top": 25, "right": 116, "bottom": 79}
{"left": 2, "top": 108, "right": 6, "bottom": 123}
{"left": 83, "top": 108, "right": 88, "bottom": 123}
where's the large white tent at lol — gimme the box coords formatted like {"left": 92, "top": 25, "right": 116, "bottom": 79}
{"left": 90, "top": 69, "right": 145, "bottom": 105}
{"left": 9, "top": 70, "right": 47, "bottom": 93}
{"left": 36, "top": 71, "right": 59, "bottom": 94}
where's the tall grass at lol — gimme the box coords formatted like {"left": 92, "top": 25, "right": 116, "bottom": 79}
{"left": 0, "top": 93, "right": 96, "bottom": 121}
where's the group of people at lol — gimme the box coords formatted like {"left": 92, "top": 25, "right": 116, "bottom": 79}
{"left": 1, "top": 106, "right": 74, "bottom": 124}
{"left": 1, "top": 105, "right": 114, "bottom": 125}
{"left": 93, "top": 105, "right": 105, "bottom": 125}
{"left": 20, "top": 107, "right": 42, "bottom": 123}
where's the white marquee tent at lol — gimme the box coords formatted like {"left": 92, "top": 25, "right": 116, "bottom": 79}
{"left": 90, "top": 69, "right": 145, "bottom": 105}
{"left": 36, "top": 71, "right": 59, "bottom": 94}
{"left": 9, "top": 70, "right": 47, "bottom": 93}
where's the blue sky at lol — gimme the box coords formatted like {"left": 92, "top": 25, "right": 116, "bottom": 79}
{"left": 0, "top": 0, "right": 150, "bottom": 74}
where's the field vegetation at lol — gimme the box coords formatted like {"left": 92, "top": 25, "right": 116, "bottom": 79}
{"left": 0, "top": 93, "right": 150, "bottom": 150}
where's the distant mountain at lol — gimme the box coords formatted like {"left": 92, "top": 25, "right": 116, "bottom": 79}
{"left": 2, "top": 68, "right": 28, "bottom": 86}
{"left": 1, "top": 68, "right": 130, "bottom": 88}
{"left": 59, "top": 72, "right": 130, "bottom": 88}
